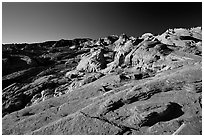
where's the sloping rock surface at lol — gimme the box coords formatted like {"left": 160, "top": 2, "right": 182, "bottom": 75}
{"left": 2, "top": 27, "right": 202, "bottom": 135}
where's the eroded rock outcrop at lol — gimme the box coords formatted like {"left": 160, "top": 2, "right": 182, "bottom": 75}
{"left": 76, "top": 48, "right": 107, "bottom": 72}
{"left": 2, "top": 27, "right": 202, "bottom": 135}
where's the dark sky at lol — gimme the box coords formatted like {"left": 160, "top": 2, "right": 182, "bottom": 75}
{"left": 2, "top": 2, "right": 202, "bottom": 44}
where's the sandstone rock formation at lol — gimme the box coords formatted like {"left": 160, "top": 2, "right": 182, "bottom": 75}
{"left": 2, "top": 27, "right": 202, "bottom": 135}
{"left": 76, "top": 48, "right": 107, "bottom": 72}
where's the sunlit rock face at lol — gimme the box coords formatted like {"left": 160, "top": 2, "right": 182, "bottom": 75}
{"left": 2, "top": 27, "right": 202, "bottom": 135}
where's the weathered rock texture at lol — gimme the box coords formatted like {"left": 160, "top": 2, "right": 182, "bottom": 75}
{"left": 2, "top": 27, "right": 202, "bottom": 135}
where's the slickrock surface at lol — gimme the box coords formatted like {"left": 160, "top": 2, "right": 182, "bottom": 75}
{"left": 2, "top": 27, "right": 202, "bottom": 135}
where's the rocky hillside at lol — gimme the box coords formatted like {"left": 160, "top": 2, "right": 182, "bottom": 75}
{"left": 2, "top": 27, "right": 202, "bottom": 135}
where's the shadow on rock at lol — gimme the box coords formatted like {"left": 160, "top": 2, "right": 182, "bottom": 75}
{"left": 139, "top": 102, "right": 184, "bottom": 127}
